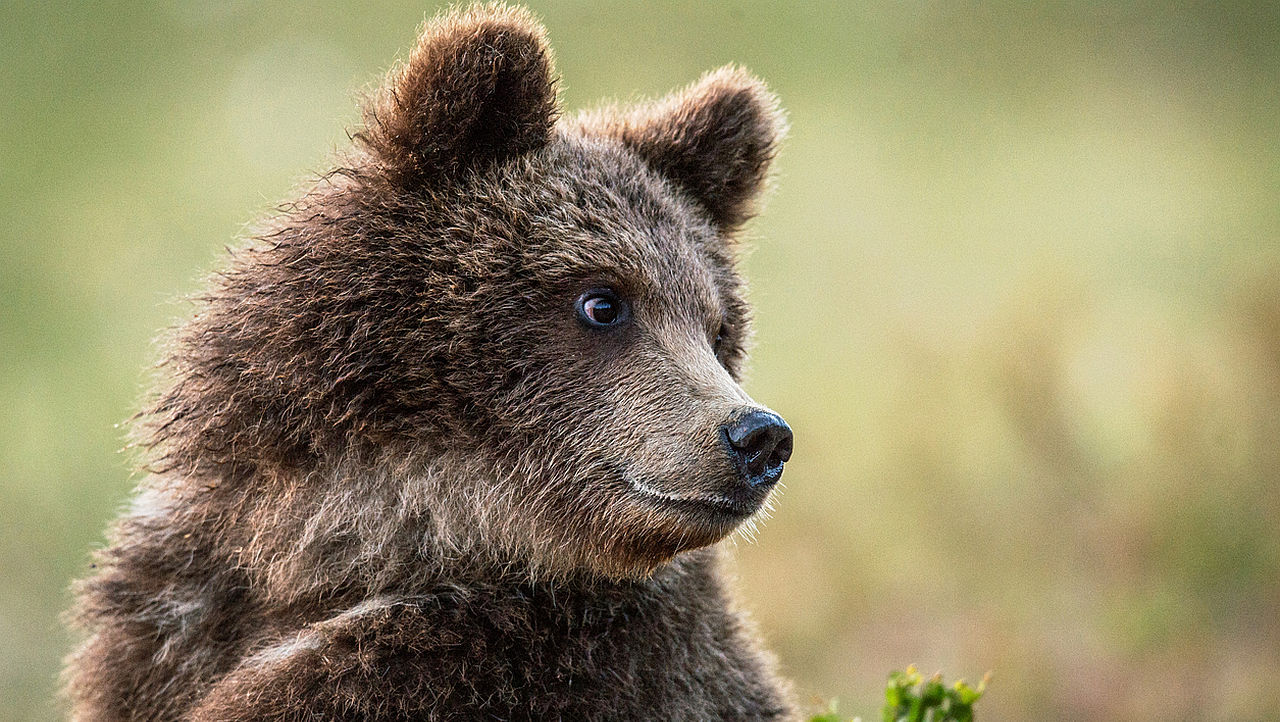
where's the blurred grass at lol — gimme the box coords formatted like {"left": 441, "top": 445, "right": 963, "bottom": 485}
{"left": 2, "top": 2, "right": 1278, "bottom": 719}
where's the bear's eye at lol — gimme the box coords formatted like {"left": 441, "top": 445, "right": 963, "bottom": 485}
{"left": 576, "top": 289, "right": 628, "bottom": 328}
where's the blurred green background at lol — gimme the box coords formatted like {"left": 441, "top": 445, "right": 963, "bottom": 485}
{"left": 3, "top": 1, "right": 1278, "bottom": 719}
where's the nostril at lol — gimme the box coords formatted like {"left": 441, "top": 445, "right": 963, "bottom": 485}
{"left": 723, "top": 410, "right": 793, "bottom": 487}
{"left": 770, "top": 435, "right": 793, "bottom": 467}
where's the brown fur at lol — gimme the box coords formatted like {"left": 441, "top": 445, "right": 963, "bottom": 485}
{"left": 65, "top": 4, "right": 792, "bottom": 719}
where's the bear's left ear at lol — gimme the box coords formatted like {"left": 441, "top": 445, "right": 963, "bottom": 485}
{"left": 359, "top": 4, "right": 559, "bottom": 185}
{"left": 589, "top": 66, "right": 786, "bottom": 231}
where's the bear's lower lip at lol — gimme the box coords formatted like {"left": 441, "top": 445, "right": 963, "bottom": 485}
{"left": 637, "top": 489, "right": 764, "bottom": 522}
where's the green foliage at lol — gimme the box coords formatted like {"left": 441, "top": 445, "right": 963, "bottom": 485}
{"left": 811, "top": 666, "right": 990, "bottom": 722}
{"left": 881, "top": 666, "right": 989, "bottom": 722}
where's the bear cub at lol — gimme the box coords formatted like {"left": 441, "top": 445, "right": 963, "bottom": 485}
{"left": 66, "top": 4, "right": 795, "bottom": 719}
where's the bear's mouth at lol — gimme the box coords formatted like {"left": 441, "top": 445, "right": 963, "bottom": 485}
{"left": 624, "top": 473, "right": 766, "bottom": 521}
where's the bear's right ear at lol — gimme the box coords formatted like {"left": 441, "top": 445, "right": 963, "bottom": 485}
{"left": 580, "top": 67, "right": 786, "bottom": 232}
{"left": 358, "top": 3, "right": 559, "bottom": 185}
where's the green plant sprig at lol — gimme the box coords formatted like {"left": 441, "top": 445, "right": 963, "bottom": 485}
{"left": 882, "top": 665, "right": 990, "bottom": 722}
{"left": 809, "top": 665, "right": 991, "bottom": 722}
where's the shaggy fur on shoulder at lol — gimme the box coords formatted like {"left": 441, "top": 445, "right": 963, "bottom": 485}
{"left": 66, "top": 4, "right": 793, "bottom": 719}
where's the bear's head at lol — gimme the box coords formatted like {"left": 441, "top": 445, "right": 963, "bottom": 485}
{"left": 144, "top": 4, "right": 789, "bottom": 585}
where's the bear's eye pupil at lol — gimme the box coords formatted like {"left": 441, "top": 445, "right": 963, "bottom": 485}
{"left": 585, "top": 297, "right": 616, "bottom": 324}
{"left": 576, "top": 289, "right": 627, "bottom": 328}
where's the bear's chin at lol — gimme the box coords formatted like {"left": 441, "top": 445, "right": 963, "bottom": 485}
{"left": 597, "top": 526, "right": 734, "bottom": 578}
{"left": 584, "top": 487, "right": 766, "bottom": 578}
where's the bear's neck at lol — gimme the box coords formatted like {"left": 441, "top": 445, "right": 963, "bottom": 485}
{"left": 140, "top": 451, "right": 721, "bottom": 609}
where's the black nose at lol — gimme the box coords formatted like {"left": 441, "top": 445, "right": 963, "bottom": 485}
{"left": 722, "top": 410, "right": 793, "bottom": 488}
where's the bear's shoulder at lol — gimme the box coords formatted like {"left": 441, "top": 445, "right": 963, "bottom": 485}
{"left": 192, "top": 558, "right": 791, "bottom": 720}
